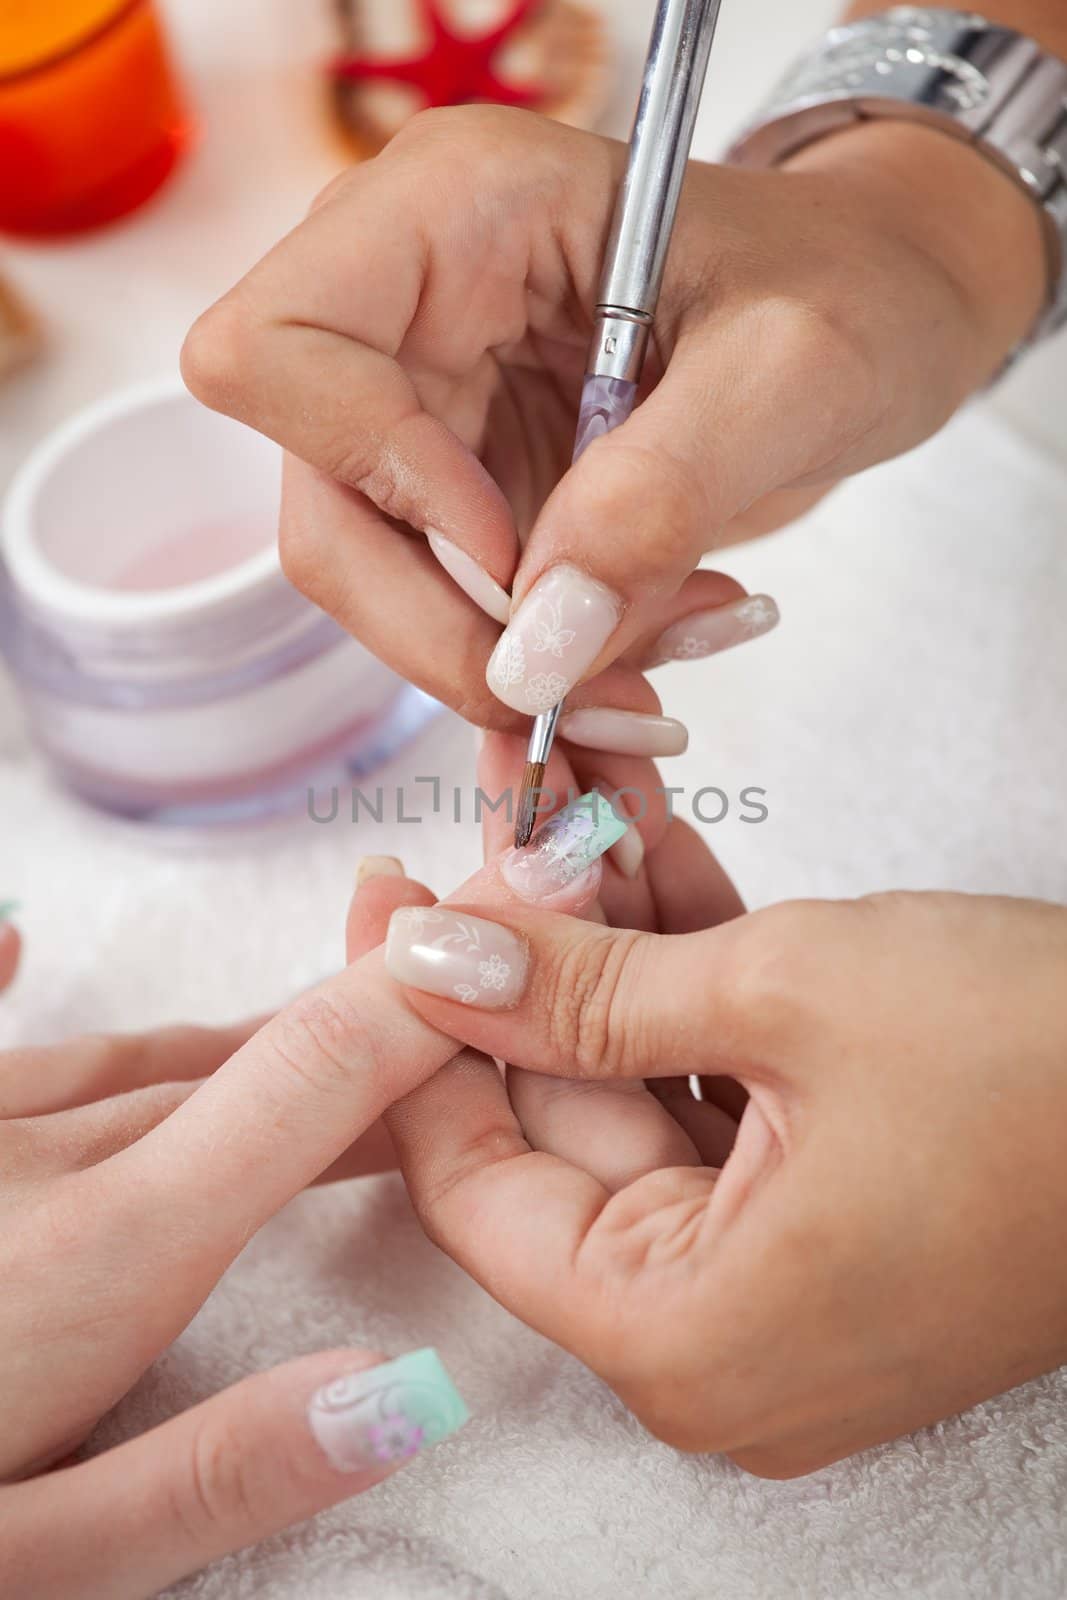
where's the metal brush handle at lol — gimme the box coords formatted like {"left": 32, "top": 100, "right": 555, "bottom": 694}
{"left": 524, "top": 370, "right": 640, "bottom": 768}
{"left": 522, "top": 0, "right": 723, "bottom": 785}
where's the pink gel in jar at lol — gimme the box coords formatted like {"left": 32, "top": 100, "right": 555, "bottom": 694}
{"left": 0, "top": 379, "right": 437, "bottom": 824}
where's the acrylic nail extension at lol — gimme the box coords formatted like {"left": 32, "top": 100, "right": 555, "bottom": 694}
{"left": 649, "top": 594, "right": 780, "bottom": 665}
{"left": 386, "top": 906, "right": 529, "bottom": 1008}
{"left": 427, "top": 531, "right": 512, "bottom": 625}
{"left": 557, "top": 707, "right": 689, "bottom": 757}
{"left": 500, "top": 791, "right": 630, "bottom": 902}
{"left": 308, "top": 1349, "right": 469, "bottom": 1473}
{"left": 486, "top": 564, "right": 621, "bottom": 715}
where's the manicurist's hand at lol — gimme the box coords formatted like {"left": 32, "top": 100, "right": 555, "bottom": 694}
{"left": 380, "top": 762, "right": 1067, "bottom": 1477}
{"left": 182, "top": 105, "right": 1045, "bottom": 744}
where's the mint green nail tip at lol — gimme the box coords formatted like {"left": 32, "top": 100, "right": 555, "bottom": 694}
{"left": 389, "top": 1347, "right": 470, "bottom": 1443}
{"left": 0, "top": 901, "right": 20, "bottom": 923}
{"left": 571, "top": 791, "right": 630, "bottom": 854}
{"left": 308, "top": 1347, "right": 469, "bottom": 1474}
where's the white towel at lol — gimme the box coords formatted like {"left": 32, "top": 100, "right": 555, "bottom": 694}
{"left": 4, "top": 403, "right": 1067, "bottom": 1599}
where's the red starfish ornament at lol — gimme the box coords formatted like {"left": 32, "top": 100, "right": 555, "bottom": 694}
{"left": 332, "top": 0, "right": 547, "bottom": 110}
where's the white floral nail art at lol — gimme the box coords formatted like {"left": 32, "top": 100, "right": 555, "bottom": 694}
{"left": 387, "top": 908, "right": 527, "bottom": 1009}
{"left": 490, "top": 634, "right": 526, "bottom": 690}
{"left": 526, "top": 671, "right": 569, "bottom": 712}
{"left": 392, "top": 906, "right": 444, "bottom": 931}
{"left": 485, "top": 566, "right": 621, "bottom": 715}
{"left": 649, "top": 595, "right": 780, "bottom": 666}
{"left": 531, "top": 594, "right": 575, "bottom": 659}
{"left": 477, "top": 952, "right": 511, "bottom": 991}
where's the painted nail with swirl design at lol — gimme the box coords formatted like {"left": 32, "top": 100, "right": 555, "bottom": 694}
{"left": 307, "top": 1349, "right": 469, "bottom": 1473}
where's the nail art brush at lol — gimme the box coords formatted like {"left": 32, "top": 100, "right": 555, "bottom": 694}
{"left": 514, "top": 0, "right": 724, "bottom": 847}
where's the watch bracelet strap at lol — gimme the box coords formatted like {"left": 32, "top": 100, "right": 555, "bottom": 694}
{"left": 727, "top": 7, "right": 1067, "bottom": 345}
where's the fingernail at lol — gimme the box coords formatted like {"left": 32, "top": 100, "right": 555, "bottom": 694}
{"left": 308, "top": 1348, "right": 469, "bottom": 1473}
{"left": 386, "top": 905, "right": 529, "bottom": 1007}
{"left": 428, "top": 531, "right": 511, "bottom": 625}
{"left": 557, "top": 707, "right": 688, "bottom": 757}
{"left": 592, "top": 784, "right": 645, "bottom": 879}
{"left": 0, "top": 900, "right": 19, "bottom": 923}
{"left": 486, "top": 564, "right": 621, "bottom": 714}
{"left": 649, "top": 594, "right": 780, "bottom": 665}
{"left": 500, "top": 790, "right": 629, "bottom": 901}
{"left": 355, "top": 856, "right": 405, "bottom": 888}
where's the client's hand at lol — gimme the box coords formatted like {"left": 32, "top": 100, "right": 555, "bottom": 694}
{"left": 381, "top": 738, "right": 1067, "bottom": 1479}
{"left": 0, "top": 765, "right": 673, "bottom": 1598}
{"left": 0, "top": 895, "right": 459, "bottom": 1600}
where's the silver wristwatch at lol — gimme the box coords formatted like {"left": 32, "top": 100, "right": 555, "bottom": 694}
{"left": 728, "top": 7, "right": 1067, "bottom": 344}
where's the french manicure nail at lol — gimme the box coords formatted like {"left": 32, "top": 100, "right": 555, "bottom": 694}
{"left": 500, "top": 790, "right": 630, "bottom": 901}
{"left": 427, "top": 531, "right": 511, "bottom": 625}
{"left": 308, "top": 1348, "right": 469, "bottom": 1473}
{"left": 649, "top": 594, "right": 780, "bottom": 666}
{"left": 386, "top": 905, "right": 529, "bottom": 1007}
{"left": 355, "top": 856, "right": 405, "bottom": 888}
{"left": 486, "top": 564, "right": 621, "bottom": 714}
{"left": 557, "top": 707, "right": 688, "bottom": 757}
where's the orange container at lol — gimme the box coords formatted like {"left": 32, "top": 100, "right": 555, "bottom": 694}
{"left": 0, "top": 0, "right": 189, "bottom": 235}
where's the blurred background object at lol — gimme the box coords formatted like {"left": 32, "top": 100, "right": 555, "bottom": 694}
{"left": 0, "top": 0, "right": 189, "bottom": 235}
{"left": 0, "top": 267, "right": 40, "bottom": 379}
{"left": 331, "top": 0, "right": 612, "bottom": 155}
{"left": 0, "top": 380, "right": 436, "bottom": 824}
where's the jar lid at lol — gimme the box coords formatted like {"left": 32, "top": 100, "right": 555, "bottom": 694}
{"left": 2, "top": 376, "right": 286, "bottom": 636}
{"left": 0, "top": 0, "right": 132, "bottom": 79}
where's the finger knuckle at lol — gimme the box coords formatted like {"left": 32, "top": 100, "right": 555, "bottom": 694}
{"left": 175, "top": 1414, "right": 259, "bottom": 1544}
{"left": 545, "top": 929, "right": 648, "bottom": 1080}
{"left": 348, "top": 448, "right": 410, "bottom": 520}
{"left": 307, "top": 166, "right": 358, "bottom": 216}
{"left": 752, "top": 291, "right": 884, "bottom": 451}
{"left": 395, "top": 101, "right": 521, "bottom": 157}
{"left": 264, "top": 990, "right": 382, "bottom": 1110}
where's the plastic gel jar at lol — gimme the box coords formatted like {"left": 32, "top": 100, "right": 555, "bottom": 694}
{"left": 0, "top": 378, "right": 437, "bottom": 824}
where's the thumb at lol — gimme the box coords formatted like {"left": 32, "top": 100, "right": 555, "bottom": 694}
{"left": 3, "top": 1348, "right": 468, "bottom": 1600}
{"left": 384, "top": 889, "right": 765, "bottom": 1085}
{"left": 486, "top": 342, "right": 771, "bottom": 717}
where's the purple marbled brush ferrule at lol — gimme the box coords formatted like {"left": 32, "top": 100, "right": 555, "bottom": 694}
{"left": 572, "top": 376, "right": 638, "bottom": 462}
